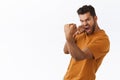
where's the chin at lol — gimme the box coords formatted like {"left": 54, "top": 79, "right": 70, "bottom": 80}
{"left": 86, "top": 31, "right": 92, "bottom": 35}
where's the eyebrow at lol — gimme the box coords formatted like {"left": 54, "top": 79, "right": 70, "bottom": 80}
{"left": 80, "top": 17, "right": 91, "bottom": 22}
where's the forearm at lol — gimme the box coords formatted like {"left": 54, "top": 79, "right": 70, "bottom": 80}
{"left": 66, "top": 38, "right": 85, "bottom": 60}
{"left": 64, "top": 23, "right": 86, "bottom": 60}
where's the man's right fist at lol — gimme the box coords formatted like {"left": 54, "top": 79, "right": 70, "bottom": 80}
{"left": 64, "top": 23, "right": 77, "bottom": 41}
{"left": 64, "top": 23, "right": 77, "bottom": 37}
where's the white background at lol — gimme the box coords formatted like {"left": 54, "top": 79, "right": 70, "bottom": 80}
{"left": 0, "top": 0, "right": 119, "bottom": 80}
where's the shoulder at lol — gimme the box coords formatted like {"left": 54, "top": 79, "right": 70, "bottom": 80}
{"left": 74, "top": 32, "right": 86, "bottom": 41}
{"left": 94, "top": 30, "right": 109, "bottom": 39}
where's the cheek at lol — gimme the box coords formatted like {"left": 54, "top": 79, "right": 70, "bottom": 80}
{"left": 88, "top": 21, "right": 94, "bottom": 26}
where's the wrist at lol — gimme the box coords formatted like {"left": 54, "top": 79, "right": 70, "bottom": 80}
{"left": 66, "top": 35, "right": 75, "bottom": 43}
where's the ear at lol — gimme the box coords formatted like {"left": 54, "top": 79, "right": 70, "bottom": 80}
{"left": 94, "top": 16, "right": 97, "bottom": 21}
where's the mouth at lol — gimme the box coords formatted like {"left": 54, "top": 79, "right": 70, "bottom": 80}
{"left": 85, "top": 26, "right": 90, "bottom": 31}
{"left": 85, "top": 27, "right": 89, "bottom": 30}
{"left": 84, "top": 26, "right": 91, "bottom": 33}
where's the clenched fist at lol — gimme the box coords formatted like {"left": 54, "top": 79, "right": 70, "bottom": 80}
{"left": 64, "top": 23, "right": 77, "bottom": 41}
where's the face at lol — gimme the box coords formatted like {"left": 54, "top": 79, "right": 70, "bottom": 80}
{"left": 79, "top": 12, "right": 97, "bottom": 35}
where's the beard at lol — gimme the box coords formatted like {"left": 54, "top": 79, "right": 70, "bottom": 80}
{"left": 85, "top": 22, "right": 96, "bottom": 35}
{"left": 91, "top": 22, "right": 96, "bottom": 34}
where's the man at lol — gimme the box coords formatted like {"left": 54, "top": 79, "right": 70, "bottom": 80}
{"left": 63, "top": 5, "right": 110, "bottom": 80}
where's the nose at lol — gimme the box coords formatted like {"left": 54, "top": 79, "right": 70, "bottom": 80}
{"left": 83, "top": 21, "right": 88, "bottom": 26}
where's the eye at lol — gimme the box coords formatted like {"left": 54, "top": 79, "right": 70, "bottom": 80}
{"left": 80, "top": 20, "right": 84, "bottom": 23}
{"left": 86, "top": 18, "right": 90, "bottom": 22}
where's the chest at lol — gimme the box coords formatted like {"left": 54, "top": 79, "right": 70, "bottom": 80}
{"left": 76, "top": 35, "right": 94, "bottom": 49}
